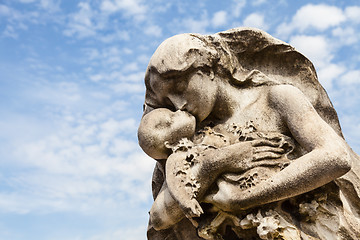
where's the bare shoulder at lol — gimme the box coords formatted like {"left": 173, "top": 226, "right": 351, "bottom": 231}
{"left": 268, "top": 84, "right": 306, "bottom": 102}
{"left": 267, "top": 84, "right": 313, "bottom": 113}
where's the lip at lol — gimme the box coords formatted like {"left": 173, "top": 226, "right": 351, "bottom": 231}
{"left": 176, "top": 109, "right": 192, "bottom": 116}
{"left": 177, "top": 103, "right": 187, "bottom": 111}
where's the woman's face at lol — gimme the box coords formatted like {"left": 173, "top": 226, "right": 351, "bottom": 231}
{"left": 149, "top": 69, "right": 218, "bottom": 122}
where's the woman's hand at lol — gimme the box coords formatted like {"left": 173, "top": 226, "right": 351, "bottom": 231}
{"left": 252, "top": 138, "right": 288, "bottom": 159}
{"left": 223, "top": 138, "right": 290, "bottom": 173}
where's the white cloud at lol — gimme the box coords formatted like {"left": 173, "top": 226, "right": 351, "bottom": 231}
{"left": 90, "top": 74, "right": 105, "bottom": 82}
{"left": 338, "top": 114, "right": 360, "bottom": 152}
{"left": 137, "top": 54, "right": 149, "bottom": 65}
{"left": 1, "top": 92, "right": 153, "bottom": 215}
{"left": 144, "top": 24, "right": 162, "bottom": 37}
{"left": 0, "top": 4, "right": 41, "bottom": 38}
{"left": 88, "top": 226, "right": 145, "bottom": 240}
{"left": 63, "top": 2, "right": 97, "bottom": 38}
{"left": 231, "top": 0, "right": 246, "bottom": 18}
{"left": 276, "top": 4, "right": 346, "bottom": 38}
{"left": 27, "top": 81, "right": 82, "bottom": 106}
{"left": 109, "top": 138, "right": 138, "bottom": 156}
{"left": 112, "top": 82, "right": 145, "bottom": 94}
{"left": 17, "top": 0, "right": 59, "bottom": 12}
{"left": 0, "top": 150, "right": 153, "bottom": 214}
{"left": 89, "top": 69, "right": 143, "bottom": 84}
{"left": 332, "top": 26, "right": 359, "bottom": 45}
{"left": 0, "top": 4, "right": 11, "bottom": 16}
{"left": 84, "top": 48, "right": 100, "bottom": 60}
{"left": 294, "top": 4, "right": 345, "bottom": 31}
{"left": 345, "top": 6, "right": 360, "bottom": 24}
{"left": 99, "top": 30, "right": 130, "bottom": 43}
{"left": 3, "top": 25, "right": 18, "bottom": 38}
{"left": 84, "top": 46, "right": 126, "bottom": 70}
{"left": 340, "top": 70, "right": 360, "bottom": 85}
{"left": 99, "top": 118, "right": 137, "bottom": 143}
{"left": 243, "top": 13, "right": 268, "bottom": 30}
{"left": 172, "top": 12, "right": 210, "bottom": 34}
{"left": 124, "top": 72, "right": 144, "bottom": 82}
{"left": 100, "top": 0, "right": 147, "bottom": 21}
{"left": 251, "top": 0, "right": 267, "bottom": 6}
{"left": 101, "top": 47, "right": 123, "bottom": 66}
{"left": 289, "top": 35, "right": 333, "bottom": 68}
{"left": 38, "top": 0, "right": 60, "bottom": 12}
{"left": 123, "top": 48, "right": 133, "bottom": 55}
{"left": 18, "top": 0, "right": 36, "bottom": 3}
{"left": 212, "top": 11, "right": 227, "bottom": 28}
{"left": 317, "top": 63, "right": 345, "bottom": 90}
{"left": 122, "top": 62, "right": 139, "bottom": 72}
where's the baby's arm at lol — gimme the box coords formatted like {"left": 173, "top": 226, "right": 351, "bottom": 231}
{"left": 166, "top": 138, "right": 288, "bottom": 220}
{"left": 151, "top": 139, "right": 288, "bottom": 230}
{"left": 165, "top": 150, "right": 204, "bottom": 220}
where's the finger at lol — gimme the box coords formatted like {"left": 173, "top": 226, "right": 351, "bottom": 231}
{"left": 183, "top": 205, "right": 198, "bottom": 219}
{"left": 251, "top": 139, "right": 281, "bottom": 147}
{"left": 193, "top": 209, "right": 203, "bottom": 217}
{"left": 185, "top": 210, "right": 200, "bottom": 218}
{"left": 203, "top": 193, "right": 215, "bottom": 203}
{"left": 253, "top": 146, "right": 286, "bottom": 154}
{"left": 251, "top": 158, "right": 290, "bottom": 167}
{"left": 195, "top": 202, "right": 204, "bottom": 215}
{"left": 189, "top": 200, "right": 203, "bottom": 217}
{"left": 253, "top": 152, "right": 282, "bottom": 161}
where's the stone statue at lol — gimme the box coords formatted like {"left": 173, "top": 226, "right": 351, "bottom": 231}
{"left": 138, "top": 27, "right": 360, "bottom": 240}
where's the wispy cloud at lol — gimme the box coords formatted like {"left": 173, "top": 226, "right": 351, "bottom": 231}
{"left": 332, "top": 26, "right": 359, "bottom": 45}
{"left": 289, "top": 35, "right": 333, "bottom": 67}
{"left": 18, "top": 0, "right": 61, "bottom": 12}
{"left": 38, "top": 0, "right": 61, "bottom": 12}
{"left": 87, "top": 226, "right": 145, "bottom": 240}
{"left": 212, "top": 11, "right": 227, "bottom": 28}
{"left": 100, "top": 0, "right": 147, "bottom": 21}
{"left": 275, "top": 4, "right": 360, "bottom": 39}
{"left": 0, "top": 4, "right": 38, "bottom": 38}
{"left": 63, "top": 2, "right": 97, "bottom": 38}
{"left": 2, "top": 97, "right": 153, "bottom": 214}
{"left": 317, "top": 63, "right": 345, "bottom": 90}
{"left": 231, "top": 0, "right": 246, "bottom": 18}
{"left": 345, "top": 6, "right": 360, "bottom": 24}
{"left": 243, "top": 13, "right": 268, "bottom": 30}
{"left": 144, "top": 24, "right": 163, "bottom": 37}
{"left": 171, "top": 11, "right": 210, "bottom": 34}
{"left": 251, "top": 0, "right": 267, "bottom": 6}
{"left": 340, "top": 70, "right": 360, "bottom": 85}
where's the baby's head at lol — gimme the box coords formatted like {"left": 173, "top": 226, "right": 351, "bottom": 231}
{"left": 138, "top": 108, "right": 196, "bottom": 160}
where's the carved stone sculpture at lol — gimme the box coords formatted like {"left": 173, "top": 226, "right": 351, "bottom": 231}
{"left": 138, "top": 27, "right": 360, "bottom": 240}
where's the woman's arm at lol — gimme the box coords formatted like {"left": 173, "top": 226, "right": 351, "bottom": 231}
{"left": 205, "top": 85, "right": 351, "bottom": 212}
{"left": 150, "top": 138, "right": 288, "bottom": 230}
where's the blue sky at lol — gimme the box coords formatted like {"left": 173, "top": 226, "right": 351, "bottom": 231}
{"left": 0, "top": 0, "right": 359, "bottom": 239}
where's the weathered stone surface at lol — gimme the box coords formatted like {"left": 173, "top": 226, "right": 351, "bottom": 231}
{"left": 138, "top": 27, "right": 360, "bottom": 240}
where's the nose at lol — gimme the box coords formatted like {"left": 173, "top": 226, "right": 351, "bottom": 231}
{"left": 168, "top": 94, "right": 187, "bottom": 111}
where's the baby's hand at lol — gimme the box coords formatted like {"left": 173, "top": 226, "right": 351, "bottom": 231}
{"left": 180, "top": 199, "right": 204, "bottom": 223}
{"left": 203, "top": 179, "right": 240, "bottom": 212}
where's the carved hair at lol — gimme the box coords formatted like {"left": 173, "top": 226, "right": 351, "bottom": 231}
{"left": 145, "top": 32, "right": 275, "bottom": 90}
